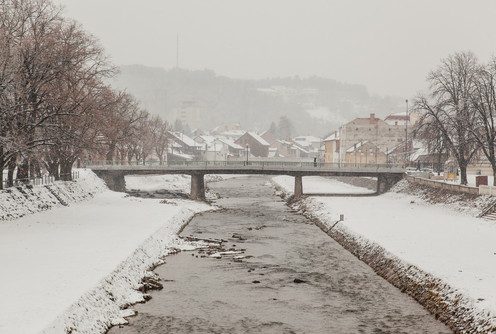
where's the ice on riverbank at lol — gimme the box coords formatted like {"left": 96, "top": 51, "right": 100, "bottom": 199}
{"left": 0, "top": 170, "right": 213, "bottom": 334}
{"left": 272, "top": 175, "right": 496, "bottom": 332}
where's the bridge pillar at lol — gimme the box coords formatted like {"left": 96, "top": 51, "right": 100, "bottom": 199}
{"left": 294, "top": 175, "right": 303, "bottom": 199}
{"left": 190, "top": 173, "right": 206, "bottom": 200}
{"left": 377, "top": 174, "right": 403, "bottom": 194}
{"left": 93, "top": 171, "right": 126, "bottom": 192}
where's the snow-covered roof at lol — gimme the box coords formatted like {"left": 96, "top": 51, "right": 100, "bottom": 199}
{"left": 293, "top": 135, "right": 321, "bottom": 143}
{"left": 170, "top": 132, "right": 202, "bottom": 148}
{"left": 277, "top": 139, "right": 292, "bottom": 146}
{"left": 324, "top": 131, "right": 339, "bottom": 141}
{"left": 217, "top": 138, "right": 243, "bottom": 150}
{"left": 195, "top": 135, "right": 216, "bottom": 144}
{"left": 167, "top": 150, "right": 195, "bottom": 160}
{"left": 248, "top": 132, "right": 270, "bottom": 146}
{"left": 291, "top": 145, "right": 310, "bottom": 154}
{"left": 346, "top": 140, "right": 369, "bottom": 153}
{"left": 410, "top": 147, "right": 429, "bottom": 162}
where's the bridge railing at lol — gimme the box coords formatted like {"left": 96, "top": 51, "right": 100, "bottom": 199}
{"left": 85, "top": 160, "right": 405, "bottom": 171}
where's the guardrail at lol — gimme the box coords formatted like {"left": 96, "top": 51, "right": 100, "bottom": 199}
{"left": 85, "top": 160, "right": 405, "bottom": 171}
{"left": 1, "top": 171, "right": 79, "bottom": 189}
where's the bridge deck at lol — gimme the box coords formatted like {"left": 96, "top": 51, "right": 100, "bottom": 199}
{"left": 88, "top": 160, "right": 405, "bottom": 176}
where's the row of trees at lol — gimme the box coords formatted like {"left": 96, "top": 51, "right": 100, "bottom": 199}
{"left": 415, "top": 51, "right": 496, "bottom": 185}
{"left": 0, "top": 0, "right": 170, "bottom": 189}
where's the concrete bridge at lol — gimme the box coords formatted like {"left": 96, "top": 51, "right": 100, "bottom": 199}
{"left": 89, "top": 161, "right": 405, "bottom": 200}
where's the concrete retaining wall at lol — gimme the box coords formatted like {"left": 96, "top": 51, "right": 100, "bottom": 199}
{"left": 479, "top": 185, "right": 496, "bottom": 196}
{"left": 405, "top": 175, "right": 479, "bottom": 195}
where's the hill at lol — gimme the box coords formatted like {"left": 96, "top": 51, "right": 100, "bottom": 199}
{"left": 111, "top": 65, "right": 403, "bottom": 136}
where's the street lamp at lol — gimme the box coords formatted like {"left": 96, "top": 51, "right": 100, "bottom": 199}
{"left": 245, "top": 144, "right": 249, "bottom": 164}
{"left": 405, "top": 99, "right": 409, "bottom": 167}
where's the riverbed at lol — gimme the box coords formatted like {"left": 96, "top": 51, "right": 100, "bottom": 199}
{"left": 108, "top": 176, "right": 451, "bottom": 333}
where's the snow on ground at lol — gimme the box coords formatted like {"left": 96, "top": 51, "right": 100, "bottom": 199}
{"left": 125, "top": 174, "right": 245, "bottom": 193}
{"left": 272, "top": 175, "right": 496, "bottom": 323}
{"left": 0, "top": 169, "right": 107, "bottom": 220}
{"left": 126, "top": 174, "right": 192, "bottom": 193}
{"left": 0, "top": 170, "right": 213, "bottom": 334}
{"left": 277, "top": 175, "right": 375, "bottom": 194}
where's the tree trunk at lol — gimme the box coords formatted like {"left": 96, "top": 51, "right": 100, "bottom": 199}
{"left": 459, "top": 165, "right": 468, "bottom": 185}
{"left": 7, "top": 157, "right": 15, "bottom": 187}
{"left": 493, "top": 167, "right": 496, "bottom": 186}
{"left": 16, "top": 160, "right": 29, "bottom": 183}
{"left": 47, "top": 161, "right": 60, "bottom": 181}
{"left": 437, "top": 152, "right": 442, "bottom": 176}
{"left": 60, "top": 160, "right": 73, "bottom": 181}
{"left": 106, "top": 143, "right": 115, "bottom": 164}
{"left": 30, "top": 159, "right": 42, "bottom": 178}
{"left": 0, "top": 145, "right": 4, "bottom": 190}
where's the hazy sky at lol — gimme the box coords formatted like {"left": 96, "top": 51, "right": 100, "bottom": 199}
{"left": 56, "top": 0, "right": 496, "bottom": 98}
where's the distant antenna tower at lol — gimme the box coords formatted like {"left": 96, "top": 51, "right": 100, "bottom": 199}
{"left": 176, "top": 34, "right": 179, "bottom": 68}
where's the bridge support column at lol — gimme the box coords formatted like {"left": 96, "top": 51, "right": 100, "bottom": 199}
{"left": 294, "top": 175, "right": 303, "bottom": 199}
{"left": 377, "top": 174, "right": 403, "bottom": 194}
{"left": 93, "top": 171, "right": 126, "bottom": 192}
{"left": 190, "top": 173, "right": 205, "bottom": 200}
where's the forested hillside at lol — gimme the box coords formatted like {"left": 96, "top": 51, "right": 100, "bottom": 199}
{"left": 112, "top": 65, "right": 402, "bottom": 136}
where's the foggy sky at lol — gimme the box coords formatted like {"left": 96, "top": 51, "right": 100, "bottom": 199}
{"left": 57, "top": 0, "right": 496, "bottom": 98}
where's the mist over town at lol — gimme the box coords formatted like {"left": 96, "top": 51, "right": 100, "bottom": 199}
{"left": 1, "top": 1, "right": 496, "bottom": 334}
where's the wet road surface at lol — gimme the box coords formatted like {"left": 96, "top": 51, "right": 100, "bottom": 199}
{"left": 108, "top": 176, "right": 452, "bottom": 334}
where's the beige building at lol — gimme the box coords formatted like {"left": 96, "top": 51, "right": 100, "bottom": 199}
{"left": 323, "top": 131, "right": 340, "bottom": 164}
{"left": 324, "top": 113, "right": 414, "bottom": 164}
{"left": 344, "top": 141, "right": 387, "bottom": 164}
{"left": 338, "top": 113, "right": 408, "bottom": 162}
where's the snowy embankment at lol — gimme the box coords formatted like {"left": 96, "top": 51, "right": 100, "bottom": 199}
{"left": 272, "top": 175, "right": 496, "bottom": 334}
{"left": 0, "top": 170, "right": 213, "bottom": 334}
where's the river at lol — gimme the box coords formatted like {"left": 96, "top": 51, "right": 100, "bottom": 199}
{"left": 107, "top": 175, "right": 451, "bottom": 334}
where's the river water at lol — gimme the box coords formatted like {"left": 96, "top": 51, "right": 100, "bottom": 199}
{"left": 108, "top": 176, "right": 451, "bottom": 334}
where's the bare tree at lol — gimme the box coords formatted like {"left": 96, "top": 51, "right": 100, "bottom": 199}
{"left": 415, "top": 52, "right": 480, "bottom": 185}
{"left": 150, "top": 116, "right": 170, "bottom": 165}
{"left": 98, "top": 91, "right": 148, "bottom": 163}
{"left": 468, "top": 58, "right": 496, "bottom": 185}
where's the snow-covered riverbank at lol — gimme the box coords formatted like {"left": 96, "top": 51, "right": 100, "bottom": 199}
{"left": 0, "top": 170, "right": 213, "bottom": 334}
{"left": 272, "top": 175, "right": 496, "bottom": 333}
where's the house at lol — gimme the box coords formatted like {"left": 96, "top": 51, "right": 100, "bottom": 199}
{"left": 338, "top": 113, "right": 409, "bottom": 163}
{"left": 323, "top": 131, "right": 340, "bottom": 163}
{"left": 292, "top": 135, "right": 322, "bottom": 153}
{"left": 235, "top": 132, "right": 270, "bottom": 158}
{"left": 344, "top": 141, "right": 387, "bottom": 164}
{"left": 217, "top": 138, "right": 243, "bottom": 158}
{"left": 167, "top": 131, "right": 203, "bottom": 157}
{"left": 288, "top": 143, "right": 310, "bottom": 158}
{"left": 217, "top": 130, "right": 246, "bottom": 141}
{"left": 261, "top": 130, "right": 278, "bottom": 145}
{"left": 203, "top": 140, "right": 229, "bottom": 161}
{"left": 270, "top": 140, "right": 292, "bottom": 158}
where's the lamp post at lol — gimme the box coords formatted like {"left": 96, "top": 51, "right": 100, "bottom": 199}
{"left": 405, "top": 99, "right": 409, "bottom": 167}
{"left": 245, "top": 144, "right": 249, "bottom": 165}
